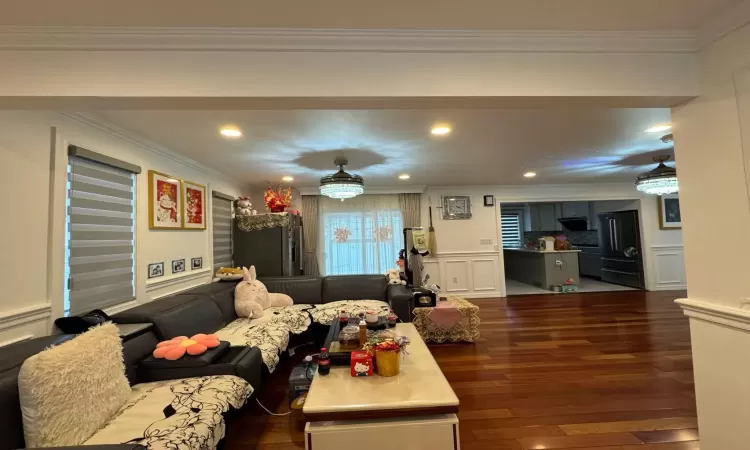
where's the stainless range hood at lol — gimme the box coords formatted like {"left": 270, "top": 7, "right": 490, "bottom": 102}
{"left": 558, "top": 217, "right": 588, "bottom": 231}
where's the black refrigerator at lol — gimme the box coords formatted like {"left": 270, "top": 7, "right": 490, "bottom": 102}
{"left": 233, "top": 215, "right": 303, "bottom": 277}
{"left": 597, "top": 210, "right": 645, "bottom": 289}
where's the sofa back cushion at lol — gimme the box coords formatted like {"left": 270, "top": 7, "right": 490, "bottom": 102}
{"left": 0, "top": 335, "right": 76, "bottom": 450}
{"left": 18, "top": 323, "right": 131, "bottom": 448}
{"left": 322, "top": 275, "right": 388, "bottom": 303}
{"left": 151, "top": 297, "right": 226, "bottom": 339}
{"left": 259, "top": 276, "right": 324, "bottom": 305}
{"left": 175, "top": 281, "right": 239, "bottom": 324}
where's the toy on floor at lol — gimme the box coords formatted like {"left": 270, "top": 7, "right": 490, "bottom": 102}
{"left": 153, "top": 334, "right": 220, "bottom": 360}
{"left": 385, "top": 268, "right": 406, "bottom": 285}
{"left": 235, "top": 265, "right": 294, "bottom": 318}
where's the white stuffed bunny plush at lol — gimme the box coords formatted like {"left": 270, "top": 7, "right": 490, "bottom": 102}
{"left": 234, "top": 266, "right": 294, "bottom": 319}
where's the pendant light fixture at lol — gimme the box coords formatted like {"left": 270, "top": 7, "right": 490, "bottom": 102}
{"left": 319, "top": 157, "right": 364, "bottom": 200}
{"left": 635, "top": 137, "right": 678, "bottom": 195}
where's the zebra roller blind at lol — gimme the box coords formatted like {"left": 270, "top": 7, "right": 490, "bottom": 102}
{"left": 66, "top": 149, "right": 139, "bottom": 315}
{"left": 212, "top": 192, "right": 234, "bottom": 271}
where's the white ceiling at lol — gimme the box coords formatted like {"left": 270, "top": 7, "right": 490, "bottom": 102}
{"left": 2, "top": 0, "right": 741, "bottom": 31}
{"left": 97, "top": 108, "right": 675, "bottom": 188}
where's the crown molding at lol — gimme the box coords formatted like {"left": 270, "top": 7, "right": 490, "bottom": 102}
{"left": 697, "top": 0, "right": 750, "bottom": 49}
{"left": 0, "top": 26, "right": 698, "bottom": 54}
{"left": 59, "top": 112, "right": 242, "bottom": 186}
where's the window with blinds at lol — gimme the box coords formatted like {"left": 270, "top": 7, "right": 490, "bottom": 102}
{"left": 212, "top": 192, "right": 234, "bottom": 271}
{"left": 501, "top": 213, "right": 523, "bottom": 248}
{"left": 64, "top": 147, "right": 140, "bottom": 316}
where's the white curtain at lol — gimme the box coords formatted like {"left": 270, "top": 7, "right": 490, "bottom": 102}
{"left": 318, "top": 195, "right": 404, "bottom": 276}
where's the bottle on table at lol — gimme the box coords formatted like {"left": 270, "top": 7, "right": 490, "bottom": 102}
{"left": 339, "top": 309, "right": 348, "bottom": 325}
{"left": 318, "top": 347, "right": 330, "bottom": 375}
{"left": 359, "top": 318, "right": 367, "bottom": 349}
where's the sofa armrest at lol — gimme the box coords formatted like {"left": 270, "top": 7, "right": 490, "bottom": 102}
{"left": 138, "top": 346, "right": 263, "bottom": 391}
{"left": 387, "top": 285, "right": 414, "bottom": 323}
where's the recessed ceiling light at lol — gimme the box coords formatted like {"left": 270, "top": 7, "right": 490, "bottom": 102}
{"left": 219, "top": 126, "right": 242, "bottom": 138}
{"left": 645, "top": 124, "right": 672, "bottom": 133}
{"left": 398, "top": 174, "right": 410, "bottom": 180}
{"left": 524, "top": 172, "right": 537, "bottom": 178}
{"left": 431, "top": 125, "right": 452, "bottom": 136}
{"left": 282, "top": 176, "right": 294, "bottom": 182}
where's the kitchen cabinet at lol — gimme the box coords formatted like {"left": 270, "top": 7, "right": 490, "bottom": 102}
{"left": 529, "top": 203, "right": 563, "bottom": 231}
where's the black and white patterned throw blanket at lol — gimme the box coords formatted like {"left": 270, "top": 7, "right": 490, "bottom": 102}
{"left": 309, "top": 300, "right": 392, "bottom": 326}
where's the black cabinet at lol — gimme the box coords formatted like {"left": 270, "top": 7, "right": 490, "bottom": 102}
{"left": 233, "top": 215, "right": 303, "bottom": 277}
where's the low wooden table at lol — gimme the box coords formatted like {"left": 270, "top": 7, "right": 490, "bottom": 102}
{"left": 303, "top": 323, "right": 460, "bottom": 450}
{"left": 412, "top": 296, "right": 480, "bottom": 343}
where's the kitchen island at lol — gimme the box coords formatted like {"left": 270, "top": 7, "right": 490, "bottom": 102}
{"left": 504, "top": 248, "right": 581, "bottom": 291}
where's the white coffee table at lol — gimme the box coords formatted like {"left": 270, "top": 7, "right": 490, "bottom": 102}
{"left": 303, "top": 323, "right": 460, "bottom": 450}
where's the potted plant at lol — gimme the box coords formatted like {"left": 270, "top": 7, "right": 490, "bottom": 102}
{"left": 364, "top": 334, "right": 410, "bottom": 377}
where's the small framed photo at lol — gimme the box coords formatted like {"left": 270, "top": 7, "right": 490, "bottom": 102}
{"left": 658, "top": 194, "right": 682, "bottom": 229}
{"left": 483, "top": 195, "right": 495, "bottom": 207}
{"left": 182, "top": 180, "right": 207, "bottom": 230}
{"left": 148, "top": 171, "right": 182, "bottom": 229}
{"left": 172, "top": 259, "right": 185, "bottom": 274}
{"left": 148, "top": 262, "right": 164, "bottom": 279}
{"left": 191, "top": 257, "right": 203, "bottom": 270}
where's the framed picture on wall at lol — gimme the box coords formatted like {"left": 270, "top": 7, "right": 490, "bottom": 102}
{"left": 659, "top": 194, "right": 682, "bottom": 229}
{"left": 191, "top": 257, "right": 203, "bottom": 270}
{"left": 148, "top": 262, "right": 164, "bottom": 279}
{"left": 172, "top": 259, "right": 185, "bottom": 273}
{"left": 148, "top": 170, "right": 182, "bottom": 229}
{"left": 182, "top": 180, "right": 207, "bottom": 229}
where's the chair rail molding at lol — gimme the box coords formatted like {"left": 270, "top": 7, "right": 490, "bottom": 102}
{"left": 676, "top": 298, "right": 750, "bottom": 333}
{"left": 0, "top": 304, "right": 52, "bottom": 331}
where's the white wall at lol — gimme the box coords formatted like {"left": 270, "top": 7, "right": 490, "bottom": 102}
{"left": 0, "top": 111, "right": 246, "bottom": 346}
{"left": 420, "top": 184, "right": 685, "bottom": 298}
{"left": 671, "top": 17, "right": 750, "bottom": 450}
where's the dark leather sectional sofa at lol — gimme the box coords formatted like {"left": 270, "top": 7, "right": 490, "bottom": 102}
{"left": 0, "top": 275, "right": 412, "bottom": 450}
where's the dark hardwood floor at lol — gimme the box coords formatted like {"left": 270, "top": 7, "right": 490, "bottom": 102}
{"left": 224, "top": 290, "right": 698, "bottom": 450}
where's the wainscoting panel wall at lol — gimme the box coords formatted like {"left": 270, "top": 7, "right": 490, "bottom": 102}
{"left": 0, "top": 304, "right": 52, "bottom": 348}
{"left": 651, "top": 244, "right": 687, "bottom": 290}
{"left": 422, "top": 251, "right": 501, "bottom": 298}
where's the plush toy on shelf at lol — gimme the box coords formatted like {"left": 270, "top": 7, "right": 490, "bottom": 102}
{"left": 213, "top": 267, "right": 243, "bottom": 282}
{"left": 235, "top": 197, "right": 255, "bottom": 217}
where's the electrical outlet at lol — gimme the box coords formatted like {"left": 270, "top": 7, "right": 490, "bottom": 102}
{"left": 452, "top": 277, "right": 458, "bottom": 283}
{"left": 741, "top": 298, "right": 750, "bottom": 310}
{"left": 494, "top": 244, "right": 500, "bottom": 251}
{"left": 480, "top": 238, "right": 493, "bottom": 245}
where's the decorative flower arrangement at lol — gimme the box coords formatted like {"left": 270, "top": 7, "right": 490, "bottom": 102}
{"left": 364, "top": 334, "right": 411, "bottom": 354}
{"left": 264, "top": 184, "right": 292, "bottom": 212}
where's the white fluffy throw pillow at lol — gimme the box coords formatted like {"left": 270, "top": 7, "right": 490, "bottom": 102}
{"left": 18, "top": 322, "right": 132, "bottom": 447}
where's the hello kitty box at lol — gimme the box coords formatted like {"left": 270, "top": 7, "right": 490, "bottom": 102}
{"left": 350, "top": 351, "right": 374, "bottom": 377}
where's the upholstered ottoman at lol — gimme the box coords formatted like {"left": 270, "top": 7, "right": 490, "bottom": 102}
{"left": 412, "top": 295, "right": 480, "bottom": 343}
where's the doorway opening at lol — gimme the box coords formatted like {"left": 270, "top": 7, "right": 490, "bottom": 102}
{"left": 500, "top": 200, "right": 645, "bottom": 296}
